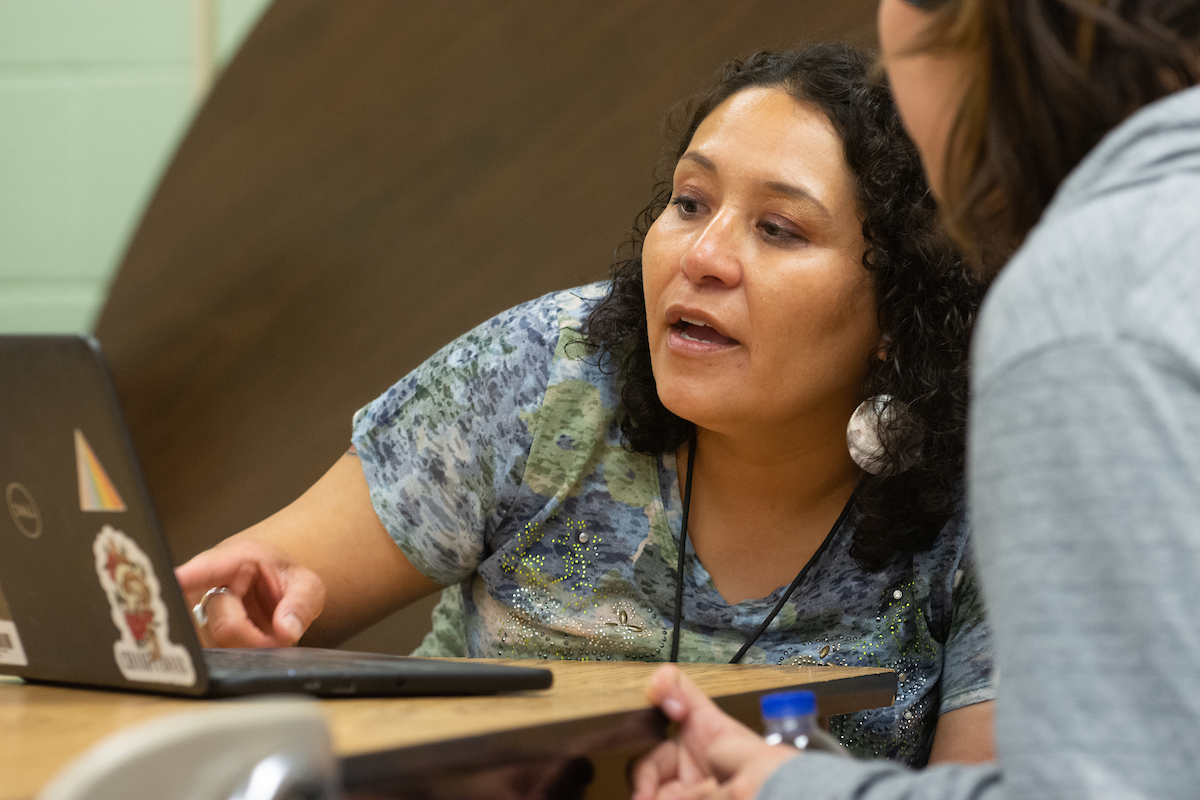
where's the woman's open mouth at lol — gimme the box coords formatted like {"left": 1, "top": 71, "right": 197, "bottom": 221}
{"left": 672, "top": 317, "right": 739, "bottom": 347}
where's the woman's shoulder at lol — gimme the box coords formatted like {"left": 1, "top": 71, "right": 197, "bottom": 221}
{"left": 496, "top": 281, "right": 608, "bottom": 330}
{"left": 461, "top": 282, "right": 610, "bottom": 374}
{"left": 352, "top": 283, "right": 612, "bottom": 448}
{"left": 518, "top": 281, "right": 623, "bottom": 396}
{"left": 458, "top": 282, "right": 606, "bottom": 357}
{"left": 546, "top": 281, "right": 610, "bottom": 328}
{"left": 348, "top": 282, "right": 619, "bottom": 586}
{"left": 513, "top": 283, "right": 632, "bottom": 490}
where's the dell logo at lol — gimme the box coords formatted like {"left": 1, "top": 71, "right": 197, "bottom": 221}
{"left": 6, "top": 483, "right": 42, "bottom": 539}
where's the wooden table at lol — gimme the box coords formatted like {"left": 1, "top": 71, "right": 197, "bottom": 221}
{"left": 0, "top": 661, "right": 894, "bottom": 800}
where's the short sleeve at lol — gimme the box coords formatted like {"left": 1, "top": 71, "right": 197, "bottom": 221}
{"left": 350, "top": 294, "right": 561, "bottom": 586}
{"left": 939, "top": 555, "right": 995, "bottom": 714}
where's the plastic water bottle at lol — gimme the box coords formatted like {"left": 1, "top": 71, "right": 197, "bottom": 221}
{"left": 760, "top": 690, "right": 851, "bottom": 756}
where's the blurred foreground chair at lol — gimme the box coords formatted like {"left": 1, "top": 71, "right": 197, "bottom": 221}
{"left": 35, "top": 699, "right": 337, "bottom": 800}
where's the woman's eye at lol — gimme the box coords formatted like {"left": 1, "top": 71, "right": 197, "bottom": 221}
{"left": 759, "top": 219, "right": 805, "bottom": 243}
{"left": 670, "top": 195, "right": 703, "bottom": 216}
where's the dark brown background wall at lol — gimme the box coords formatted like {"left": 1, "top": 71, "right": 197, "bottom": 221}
{"left": 95, "top": 0, "right": 878, "bottom": 654}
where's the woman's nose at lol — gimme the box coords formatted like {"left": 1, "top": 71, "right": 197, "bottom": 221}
{"left": 679, "top": 211, "right": 743, "bottom": 287}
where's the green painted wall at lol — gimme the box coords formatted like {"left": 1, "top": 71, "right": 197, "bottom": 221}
{"left": 0, "top": 0, "right": 272, "bottom": 333}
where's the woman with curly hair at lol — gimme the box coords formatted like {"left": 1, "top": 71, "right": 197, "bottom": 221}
{"left": 177, "top": 41, "right": 991, "bottom": 764}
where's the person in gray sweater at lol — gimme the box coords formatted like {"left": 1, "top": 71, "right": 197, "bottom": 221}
{"left": 632, "top": 1, "right": 1200, "bottom": 798}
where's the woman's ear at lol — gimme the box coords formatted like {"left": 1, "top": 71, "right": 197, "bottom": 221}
{"left": 876, "top": 333, "right": 892, "bottom": 361}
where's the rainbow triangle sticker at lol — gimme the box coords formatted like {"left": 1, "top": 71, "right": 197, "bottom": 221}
{"left": 75, "top": 429, "right": 127, "bottom": 512}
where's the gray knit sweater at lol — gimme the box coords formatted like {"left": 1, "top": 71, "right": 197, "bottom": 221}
{"left": 761, "top": 84, "right": 1200, "bottom": 800}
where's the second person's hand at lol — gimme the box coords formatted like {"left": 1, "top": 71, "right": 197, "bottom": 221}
{"left": 632, "top": 665, "right": 801, "bottom": 800}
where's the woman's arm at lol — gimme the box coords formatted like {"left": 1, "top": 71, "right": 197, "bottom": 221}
{"left": 927, "top": 701, "right": 995, "bottom": 764}
{"left": 175, "top": 452, "right": 443, "bottom": 648}
{"left": 933, "top": 534, "right": 996, "bottom": 765}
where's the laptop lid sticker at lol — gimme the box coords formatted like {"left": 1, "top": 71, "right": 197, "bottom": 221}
{"left": 0, "top": 579, "right": 29, "bottom": 667}
{"left": 6, "top": 482, "right": 42, "bottom": 539}
{"left": 92, "top": 526, "right": 196, "bottom": 686}
{"left": 75, "top": 430, "right": 127, "bottom": 512}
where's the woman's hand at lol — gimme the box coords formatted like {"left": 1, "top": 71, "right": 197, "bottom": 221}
{"left": 177, "top": 538, "right": 326, "bottom": 647}
{"left": 632, "top": 665, "right": 801, "bottom": 800}
{"left": 174, "top": 453, "right": 443, "bottom": 649}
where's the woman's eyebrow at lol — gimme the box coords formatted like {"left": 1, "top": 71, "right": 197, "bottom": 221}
{"left": 677, "top": 153, "right": 832, "bottom": 220}
{"left": 764, "top": 181, "right": 832, "bottom": 220}
{"left": 679, "top": 152, "right": 718, "bottom": 172}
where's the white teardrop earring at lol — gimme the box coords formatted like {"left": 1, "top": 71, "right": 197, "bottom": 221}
{"left": 846, "top": 395, "right": 921, "bottom": 476}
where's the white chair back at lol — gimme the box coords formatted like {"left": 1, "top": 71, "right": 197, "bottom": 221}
{"left": 36, "top": 698, "right": 338, "bottom": 800}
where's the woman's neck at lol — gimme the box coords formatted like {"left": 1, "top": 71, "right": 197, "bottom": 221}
{"left": 687, "top": 421, "right": 860, "bottom": 515}
{"left": 677, "top": 422, "right": 861, "bottom": 604}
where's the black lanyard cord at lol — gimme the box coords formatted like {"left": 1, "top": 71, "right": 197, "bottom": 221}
{"left": 667, "top": 433, "right": 857, "bottom": 665}
{"left": 668, "top": 430, "right": 697, "bottom": 663}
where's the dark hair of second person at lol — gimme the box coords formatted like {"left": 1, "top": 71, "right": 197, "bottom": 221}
{"left": 583, "top": 42, "right": 983, "bottom": 571}
{"left": 916, "top": 0, "right": 1200, "bottom": 276}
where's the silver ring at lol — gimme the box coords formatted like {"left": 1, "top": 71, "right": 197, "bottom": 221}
{"left": 191, "top": 586, "right": 231, "bottom": 626}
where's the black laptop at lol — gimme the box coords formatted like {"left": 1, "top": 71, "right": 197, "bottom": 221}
{"left": 0, "top": 335, "right": 552, "bottom": 697}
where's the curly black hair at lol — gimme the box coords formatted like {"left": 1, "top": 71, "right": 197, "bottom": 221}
{"left": 581, "top": 42, "right": 983, "bottom": 571}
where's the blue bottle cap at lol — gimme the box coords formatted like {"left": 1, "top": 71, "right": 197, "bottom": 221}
{"left": 760, "top": 689, "right": 817, "bottom": 719}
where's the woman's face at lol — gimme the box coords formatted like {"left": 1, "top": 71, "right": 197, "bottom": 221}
{"left": 877, "top": 0, "right": 972, "bottom": 197}
{"left": 642, "top": 87, "right": 881, "bottom": 440}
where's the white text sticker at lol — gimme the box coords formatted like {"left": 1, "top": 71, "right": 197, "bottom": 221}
{"left": 0, "top": 620, "right": 27, "bottom": 667}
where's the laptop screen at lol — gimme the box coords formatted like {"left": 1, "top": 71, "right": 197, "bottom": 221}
{"left": 0, "top": 335, "right": 211, "bottom": 695}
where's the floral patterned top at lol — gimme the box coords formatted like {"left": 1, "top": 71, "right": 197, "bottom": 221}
{"left": 351, "top": 284, "right": 994, "bottom": 765}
